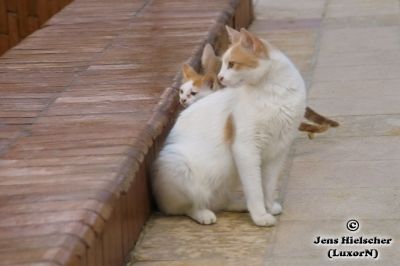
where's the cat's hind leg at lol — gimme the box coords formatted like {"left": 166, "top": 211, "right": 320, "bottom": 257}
{"left": 187, "top": 208, "right": 217, "bottom": 225}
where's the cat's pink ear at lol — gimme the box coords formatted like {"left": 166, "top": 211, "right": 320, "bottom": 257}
{"left": 239, "top": 28, "right": 268, "bottom": 58}
{"left": 226, "top": 26, "right": 241, "bottom": 43}
{"left": 182, "top": 64, "right": 197, "bottom": 80}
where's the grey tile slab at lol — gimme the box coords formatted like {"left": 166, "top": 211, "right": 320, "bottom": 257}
{"left": 308, "top": 79, "right": 400, "bottom": 99}
{"left": 287, "top": 159, "right": 400, "bottom": 189}
{"left": 254, "top": 0, "right": 325, "bottom": 20}
{"left": 316, "top": 50, "right": 400, "bottom": 67}
{"left": 326, "top": 0, "right": 399, "bottom": 18}
{"left": 307, "top": 96, "right": 400, "bottom": 116}
{"left": 282, "top": 187, "right": 400, "bottom": 220}
{"left": 312, "top": 64, "right": 400, "bottom": 83}
{"left": 319, "top": 27, "right": 399, "bottom": 53}
{"left": 293, "top": 136, "right": 400, "bottom": 162}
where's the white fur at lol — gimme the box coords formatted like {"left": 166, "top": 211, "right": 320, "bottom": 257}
{"left": 152, "top": 38, "right": 306, "bottom": 226}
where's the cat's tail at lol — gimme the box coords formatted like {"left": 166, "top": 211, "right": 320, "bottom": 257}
{"left": 298, "top": 122, "right": 329, "bottom": 139}
{"left": 304, "top": 106, "right": 339, "bottom": 127}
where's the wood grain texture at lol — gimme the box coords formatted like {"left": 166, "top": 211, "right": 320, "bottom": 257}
{"left": 0, "top": 0, "right": 73, "bottom": 55}
{"left": 0, "top": 0, "right": 252, "bottom": 265}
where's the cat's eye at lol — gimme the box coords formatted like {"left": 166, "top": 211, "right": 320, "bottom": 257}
{"left": 227, "top": 61, "right": 234, "bottom": 69}
{"left": 190, "top": 91, "right": 198, "bottom": 96}
{"left": 179, "top": 89, "right": 183, "bottom": 94}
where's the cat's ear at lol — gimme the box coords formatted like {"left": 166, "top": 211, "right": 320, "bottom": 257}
{"left": 226, "top": 25, "right": 241, "bottom": 43}
{"left": 202, "top": 74, "right": 216, "bottom": 90}
{"left": 239, "top": 28, "right": 268, "bottom": 58}
{"left": 182, "top": 64, "right": 197, "bottom": 80}
{"left": 201, "top": 43, "right": 216, "bottom": 69}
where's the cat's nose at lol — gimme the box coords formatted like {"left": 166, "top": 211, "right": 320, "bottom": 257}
{"left": 218, "top": 75, "right": 224, "bottom": 82}
{"left": 180, "top": 99, "right": 187, "bottom": 104}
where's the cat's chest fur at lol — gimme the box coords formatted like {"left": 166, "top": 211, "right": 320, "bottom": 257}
{"left": 233, "top": 83, "right": 305, "bottom": 158}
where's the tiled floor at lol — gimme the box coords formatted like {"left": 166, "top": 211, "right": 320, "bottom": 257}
{"left": 130, "top": 0, "right": 400, "bottom": 265}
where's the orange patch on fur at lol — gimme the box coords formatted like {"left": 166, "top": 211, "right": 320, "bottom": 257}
{"left": 183, "top": 64, "right": 203, "bottom": 88}
{"left": 228, "top": 44, "right": 259, "bottom": 69}
{"left": 224, "top": 114, "right": 235, "bottom": 144}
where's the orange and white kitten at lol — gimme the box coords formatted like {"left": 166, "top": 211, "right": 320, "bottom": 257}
{"left": 179, "top": 44, "right": 221, "bottom": 106}
{"left": 153, "top": 27, "right": 307, "bottom": 226}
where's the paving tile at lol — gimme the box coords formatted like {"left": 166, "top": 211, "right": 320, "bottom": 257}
{"left": 254, "top": 0, "right": 326, "bottom": 20}
{"left": 293, "top": 136, "right": 400, "bottom": 162}
{"left": 309, "top": 79, "right": 400, "bottom": 99}
{"left": 323, "top": 14, "right": 400, "bottom": 29}
{"left": 318, "top": 27, "right": 399, "bottom": 53}
{"left": 133, "top": 213, "right": 275, "bottom": 262}
{"left": 312, "top": 64, "right": 400, "bottom": 82}
{"left": 307, "top": 96, "right": 400, "bottom": 116}
{"left": 282, "top": 187, "right": 400, "bottom": 220}
{"left": 326, "top": 0, "right": 399, "bottom": 18}
{"left": 316, "top": 50, "right": 400, "bottom": 67}
{"left": 287, "top": 159, "right": 400, "bottom": 189}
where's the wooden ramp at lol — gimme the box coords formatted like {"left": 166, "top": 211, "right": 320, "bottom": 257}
{"left": 0, "top": 0, "right": 252, "bottom": 265}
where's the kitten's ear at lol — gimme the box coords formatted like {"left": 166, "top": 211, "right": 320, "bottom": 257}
{"left": 182, "top": 64, "right": 197, "bottom": 80}
{"left": 239, "top": 28, "right": 268, "bottom": 58}
{"left": 202, "top": 74, "right": 216, "bottom": 90}
{"left": 226, "top": 25, "right": 241, "bottom": 43}
{"left": 201, "top": 43, "right": 216, "bottom": 69}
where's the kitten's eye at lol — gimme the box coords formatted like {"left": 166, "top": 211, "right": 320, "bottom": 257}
{"left": 179, "top": 89, "right": 183, "bottom": 94}
{"left": 190, "top": 91, "right": 198, "bottom": 96}
{"left": 227, "top": 62, "right": 234, "bottom": 69}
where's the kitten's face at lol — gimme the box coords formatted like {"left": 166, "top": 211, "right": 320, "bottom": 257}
{"left": 180, "top": 64, "right": 215, "bottom": 107}
{"left": 179, "top": 80, "right": 201, "bottom": 106}
{"left": 218, "top": 28, "right": 270, "bottom": 87}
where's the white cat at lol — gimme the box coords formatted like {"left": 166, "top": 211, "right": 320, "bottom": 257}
{"left": 152, "top": 26, "right": 306, "bottom": 226}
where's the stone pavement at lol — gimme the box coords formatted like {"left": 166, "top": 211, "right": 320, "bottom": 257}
{"left": 130, "top": 0, "right": 400, "bottom": 265}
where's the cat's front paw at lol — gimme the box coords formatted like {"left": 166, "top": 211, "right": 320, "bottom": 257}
{"left": 269, "top": 202, "right": 283, "bottom": 216}
{"left": 251, "top": 212, "right": 276, "bottom": 227}
{"left": 188, "top": 209, "right": 217, "bottom": 225}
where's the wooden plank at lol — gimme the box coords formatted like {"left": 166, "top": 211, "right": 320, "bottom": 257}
{"left": 101, "top": 203, "right": 123, "bottom": 266}
{"left": 95, "top": 236, "right": 104, "bottom": 266}
{"left": 48, "top": 0, "right": 60, "bottom": 18}
{"left": 7, "top": 13, "right": 19, "bottom": 46}
{"left": 0, "top": 0, "right": 7, "bottom": 34}
{"left": 0, "top": 222, "right": 95, "bottom": 246}
{"left": 27, "top": 0, "right": 38, "bottom": 16}
{"left": 27, "top": 16, "right": 39, "bottom": 33}
{"left": 0, "top": 1, "right": 250, "bottom": 265}
{"left": 16, "top": 0, "right": 29, "bottom": 38}
{"left": 85, "top": 240, "right": 97, "bottom": 266}
{"left": 36, "top": 0, "right": 50, "bottom": 24}
{"left": 60, "top": 0, "right": 72, "bottom": 8}
{"left": 6, "top": 0, "right": 17, "bottom": 12}
{"left": 0, "top": 34, "right": 8, "bottom": 55}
